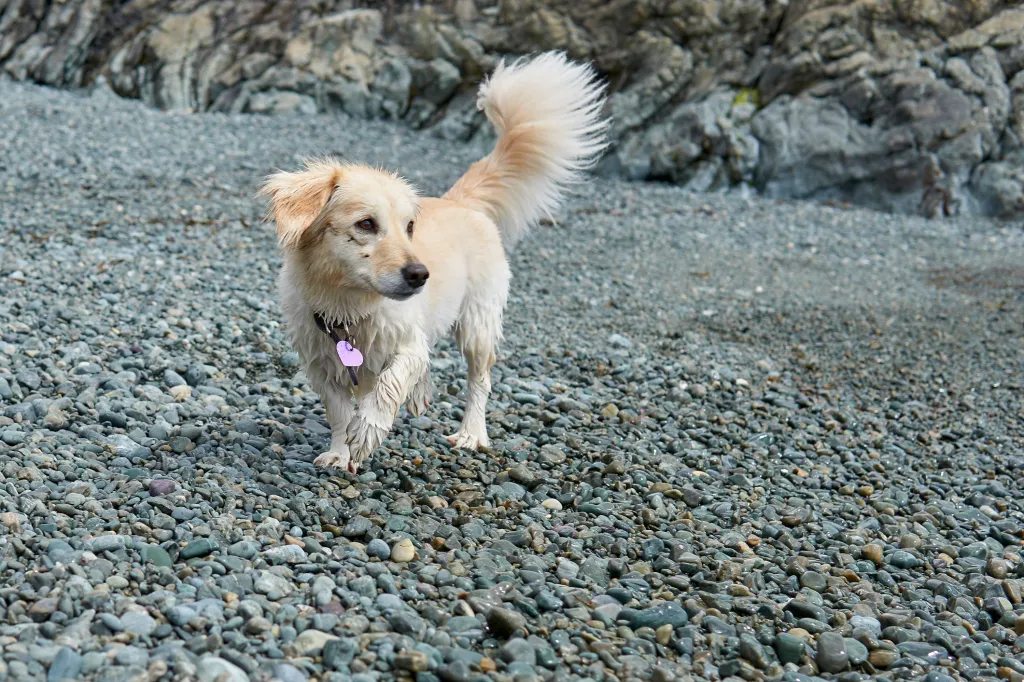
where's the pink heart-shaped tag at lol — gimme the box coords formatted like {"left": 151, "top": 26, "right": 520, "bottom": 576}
{"left": 336, "top": 340, "right": 364, "bottom": 367}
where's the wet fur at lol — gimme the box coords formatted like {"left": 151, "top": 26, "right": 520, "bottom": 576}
{"left": 260, "top": 51, "right": 609, "bottom": 472}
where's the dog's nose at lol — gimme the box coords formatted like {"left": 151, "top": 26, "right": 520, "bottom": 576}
{"left": 401, "top": 263, "right": 429, "bottom": 288}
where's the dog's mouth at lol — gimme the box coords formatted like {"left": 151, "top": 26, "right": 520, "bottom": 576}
{"left": 379, "top": 286, "right": 422, "bottom": 302}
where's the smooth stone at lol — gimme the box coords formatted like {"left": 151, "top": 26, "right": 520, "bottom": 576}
{"left": 784, "top": 599, "right": 828, "bottom": 623}
{"left": 487, "top": 607, "right": 526, "bottom": 639}
{"left": 392, "top": 538, "right": 416, "bottom": 562}
{"left": 817, "top": 632, "right": 848, "bottom": 673}
{"left": 799, "top": 571, "right": 827, "bottom": 592}
{"left": 395, "top": 652, "right": 430, "bottom": 672}
{"left": 324, "top": 638, "right": 360, "bottom": 671}
{"left": 115, "top": 647, "right": 149, "bottom": 666}
{"left": 255, "top": 571, "right": 293, "bottom": 599}
{"left": 89, "top": 535, "right": 126, "bottom": 553}
{"left": 846, "top": 638, "right": 869, "bottom": 666}
{"left": 897, "top": 642, "right": 948, "bottom": 664}
{"left": 272, "top": 664, "right": 307, "bottom": 682}
{"left": 228, "top": 541, "right": 259, "bottom": 559}
{"left": 869, "top": 648, "right": 898, "bottom": 668}
{"left": 149, "top": 479, "right": 176, "bottom": 496}
{"left": 391, "top": 611, "right": 427, "bottom": 638}
{"left": 775, "top": 633, "right": 805, "bottom": 665}
{"left": 438, "top": 661, "right": 472, "bottom": 682}
{"left": 740, "top": 633, "right": 770, "bottom": 669}
{"left": 366, "top": 539, "right": 390, "bottom": 560}
{"left": 294, "top": 629, "right": 338, "bottom": 655}
{"left": 499, "top": 638, "right": 536, "bottom": 664}
{"left": 48, "top": 647, "right": 83, "bottom": 682}
{"left": 862, "top": 544, "right": 883, "bottom": 565}
{"left": 141, "top": 545, "right": 172, "bottom": 568}
{"left": 262, "top": 544, "right": 306, "bottom": 564}
{"left": 181, "top": 538, "right": 217, "bottom": 559}
{"left": 82, "top": 652, "right": 106, "bottom": 675}
{"left": 849, "top": 615, "right": 881, "bottom": 636}
{"left": 888, "top": 550, "right": 921, "bottom": 569}
{"left": 621, "top": 602, "right": 688, "bottom": 629}
{"left": 120, "top": 612, "right": 157, "bottom": 637}
{"left": 196, "top": 656, "right": 249, "bottom": 682}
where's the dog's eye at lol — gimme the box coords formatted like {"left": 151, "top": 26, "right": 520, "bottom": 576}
{"left": 356, "top": 218, "right": 377, "bottom": 232}
{"left": 406, "top": 221, "right": 414, "bottom": 237}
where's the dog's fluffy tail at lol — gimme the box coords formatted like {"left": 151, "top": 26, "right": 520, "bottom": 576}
{"left": 444, "top": 51, "right": 609, "bottom": 247}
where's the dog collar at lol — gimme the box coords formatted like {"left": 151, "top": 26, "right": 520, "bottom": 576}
{"left": 313, "top": 313, "right": 363, "bottom": 385}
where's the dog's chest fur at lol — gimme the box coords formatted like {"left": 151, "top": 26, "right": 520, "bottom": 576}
{"left": 278, "top": 261, "right": 445, "bottom": 392}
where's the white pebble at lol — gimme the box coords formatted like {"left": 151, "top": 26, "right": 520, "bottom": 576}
{"left": 391, "top": 538, "right": 416, "bottom": 563}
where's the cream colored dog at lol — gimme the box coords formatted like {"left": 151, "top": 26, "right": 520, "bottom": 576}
{"left": 260, "top": 52, "right": 609, "bottom": 473}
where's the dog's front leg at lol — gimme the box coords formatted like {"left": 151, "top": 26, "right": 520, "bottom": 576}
{"left": 313, "top": 384, "right": 356, "bottom": 471}
{"left": 346, "top": 343, "right": 429, "bottom": 472}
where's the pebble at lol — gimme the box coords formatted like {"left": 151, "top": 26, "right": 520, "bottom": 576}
{"left": 775, "top": 633, "right": 805, "bottom": 665}
{"left": 181, "top": 538, "right": 217, "bottom": 559}
{"left": 849, "top": 615, "right": 881, "bottom": 636}
{"left": 899, "top": 533, "right": 923, "bottom": 549}
{"left": 391, "top": 538, "right": 416, "bottom": 562}
{"left": 888, "top": 550, "right": 921, "bottom": 569}
{"left": 869, "top": 649, "right": 898, "bottom": 668}
{"left": 255, "top": 571, "right": 293, "bottom": 599}
{"left": 487, "top": 607, "right": 526, "bottom": 638}
{"left": 149, "top": 479, "right": 176, "bottom": 496}
{"left": 197, "top": 655, "right": 249, "bottom": 682}
{"left": 273, "top": 664, "right": 307, "bottom": 682}
{"left": 324, "top": 638, "right": 359, "bottom": 670}
{"left": 862, "top": 544, "right": 884, "bottom": 565}
{"left": 47, "top": 647, "right": 82, "bottom": 682}
{"left": 817, "top": 632, "right": 849, "bottom": 673}
{"left": 89, "top": 535, "right": 126, "bottom": 553}
{"left": 739, "top": 633, "right": 770, "bottom": 669}
{"left": 897, "top": 642, "right": 948, "bottom": 664}
{"left": 500, "top": 638, "right": 536, "bottom": 665}
{"left": 395, "top": 652, "right": 430, "bottom": 672}
{"left": 845, "top": 637, "right": 869, "bottom": 666}
{"left": 115, "top": 646, "right": 149, "bottom": 666}
{"left": 120, "top": 612, "right": 157, "bottom": 637}
{"left": 141, "top": 545, "right": 172, "bottom": 567}
{"left": 366, "top": 538, "right": 391, "bottom": 560}
{"left": 988, "top": 557, "right": 1009, "bottom": 579}
{"left": 294, "top": 629, "right": 337, "bottom": 655}
{"left": 169, "top": 384, "right": 192, "bottom": 401}
{"left": 799, "top": 570, "right": 827, "bottom": 592}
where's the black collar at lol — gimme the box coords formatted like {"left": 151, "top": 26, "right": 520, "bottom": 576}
{"left": 313, "top": 313, "right": 360, "bottom": 386}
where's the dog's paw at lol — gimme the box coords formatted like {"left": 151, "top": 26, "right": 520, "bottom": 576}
{"left": 314, "top": 446, "right": 352, "bottom": 471}
{"left": 346, "top": 414, "right": 387, "bottom": 472}
{"left": 406, "top": 375, "right": 434, "bottom": 417}
{"left": 447, "top": 429, "right": 489, "bottom": 451}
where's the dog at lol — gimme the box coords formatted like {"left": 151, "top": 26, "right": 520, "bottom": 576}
{"left": 259, "top": 51, "right": 609, "bottom": 473}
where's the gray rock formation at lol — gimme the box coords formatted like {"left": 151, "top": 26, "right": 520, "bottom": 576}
{"left": 2, "top": 0, "right": 1023, "bottom": 217}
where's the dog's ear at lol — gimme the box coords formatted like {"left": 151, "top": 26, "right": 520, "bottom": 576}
{"left": 259, "top": 160, "right": 344, "bottom": 248}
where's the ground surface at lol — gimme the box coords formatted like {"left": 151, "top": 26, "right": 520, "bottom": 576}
{"left": 0, "top": 81, "right": 1022, "bottom": 682}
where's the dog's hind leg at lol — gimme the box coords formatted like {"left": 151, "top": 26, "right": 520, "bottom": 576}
{"left": 449, "top": 292, "right": 505, "bottom": 451}
{"left": 405, "top": 367, "right": 434, "bottom": 417}
{"left": 449, "top": 338, "right": 494, "bottom": 450}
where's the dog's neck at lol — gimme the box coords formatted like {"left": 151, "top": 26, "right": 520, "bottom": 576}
{"left": 308, "top": 296, "right": 373, "bottom": 330}
{"left": 290, "top": 259, "right": 382, "bottom": 329}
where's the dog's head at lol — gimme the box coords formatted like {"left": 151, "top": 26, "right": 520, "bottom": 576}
{"left": 259, "top": 158, "right": 428, "bottom": 300}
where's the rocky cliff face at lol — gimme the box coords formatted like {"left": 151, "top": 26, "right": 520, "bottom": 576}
{"left": 3, "top": 0, "right": 1023, "bottom": 218}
